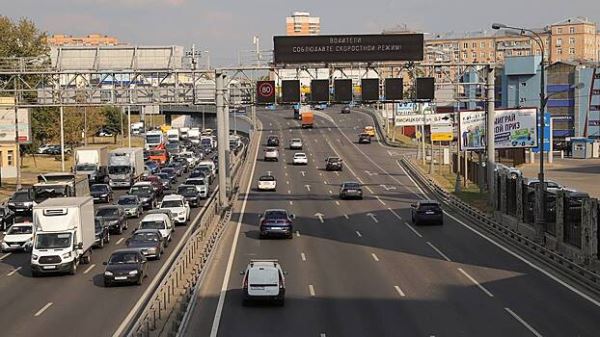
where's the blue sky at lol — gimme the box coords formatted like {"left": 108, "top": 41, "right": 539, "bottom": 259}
{"left": 3, "top": 0, "right": 599, "bottom": 65}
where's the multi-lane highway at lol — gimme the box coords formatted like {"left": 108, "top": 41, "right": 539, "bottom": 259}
{"left": 185, "top": 107, "right": 600, "bottom": 337}
{"left": 0, "top": 157, "right": 220, "bottom": 337}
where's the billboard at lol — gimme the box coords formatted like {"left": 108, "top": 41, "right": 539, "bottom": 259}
{"left": 0, "top": 108, "right": 32, "bottom": 144}
{"left": 273, "top": 34, "right": 424, "bottom": 64}
{"left": 459, "top": 108, "right": 537, "bottom": 151}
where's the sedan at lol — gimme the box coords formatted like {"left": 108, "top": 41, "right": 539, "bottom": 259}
{"left": 117, "top": 195, "right": 143, "bottom": 219}
{"left": 292, "top": 153, "right": 308, "bottom": 165}
{"left": 95, "top": 205, "right": 128, "bottom": 234}
{"left": 257, "top": 175, "right": 277, "bottom": 191}
{"left": 166, "top": 162, "right": 185, "bottom": 176}
{"left": 339, "top": 181, "right": 363, "bottom": 200}
{"left": 156, "top": 173, "right": 173, "bottom": 189}
{"left": 126, "top": 229, "right": 164, "bottom": 260}
{"left": 259, "top": 209, "right": 295, "bottom": 239}
{"left": 94, "top": 217, "right": 110, "bottom": 248}
{"left": 341, "top": 106, "right": 351, "bottom": 114}
{"left": 103, "top": 249, "right": 148, "bottom": 287}
{"left": 90, "top": 184, "right": 113, "bottom": 203}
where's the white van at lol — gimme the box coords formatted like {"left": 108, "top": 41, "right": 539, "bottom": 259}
{"left": 241, "top": 259, "right": 286, "bottom": 306}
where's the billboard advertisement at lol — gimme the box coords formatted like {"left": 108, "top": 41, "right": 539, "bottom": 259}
{"left": 459, "top": 108, "right": 537, "bottom": 151}
{"left": 0, "top": 108, "right": 31, "bottom": 144}
{"left": 273, "top": 34, "right": 424, "bottom": 64}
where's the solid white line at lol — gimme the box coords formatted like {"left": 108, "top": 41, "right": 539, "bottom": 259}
{"left": 365, "top": 186, "right": 374, "bottom": 193}
{"left": 301, "top": 253, "right": 306, "bottom": 261}
{"left": 320, "top": 333, "right": 327, "bottom": 337}
{"left": 296, "top": 230, "right": 300, "bottom": 237}
{"left": 344, "top": 214, "right": 349, "bottom": 219}
{"left": 458, "top": 267, "right": 494, "bottom": 298}
{"left": 0, "top": 253, "right": 12, "bottom": 260}
{"left": 355, "top": 230, "right": 362, "bottom": 237}
{"left": 210, "top": 127, "right": 261, "bottom": 337}
{"left": 371, "top": 253, "right": 380, "bottom": 262}
{"left": 394, "top": 285, "right": 406, "bottom": 297}
{"left": 115, "top": 238, "right": 124, "bottom": 245}
{"left": 504, "top": 307, "right": 543, "bottom": 337}
{"left": 323, "top": 181, "right": 328, "bottom": 184}
{"left": 83, "top": 264, "right": 96, "bottom": 275}
{"left": 335, "top": 201, "right": 340, "bottom": 206}
{"left": 7, "top": 266, "right": 22, "bottom": 276}
{"left": 308, "top": 284, "right": 316, "bottom": 296}
{"left": 34, "top": 302, "right": 53, "bottom": 317}
{"left": 426, "top": 241, "right": 452, "bottom": 262}
{"left": 375, "top": 196, "right": 386, "bottom": 206}
{"left": 284, "top": 172, "right": 288, "bottom": 177}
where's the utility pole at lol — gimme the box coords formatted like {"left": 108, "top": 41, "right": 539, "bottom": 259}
{"left": 127, "top": 105, "right": 131, "bottom": 148}
{"left": 13, "top": 77, "right": 21, "bottom": 190}
{"left": 486, "top": 65, "right": 496, "bottom": 202}
{"left": 420, "top": 103, "right": 426, "bottom": 165}
{"left": 215, "top": 72, "right": 228, "bottom": 208}
{"left": 60, "top": 105, "right": 65, "bottom": 172}
{"left": 223, "top": 82, "right": 231, "bottom": 198}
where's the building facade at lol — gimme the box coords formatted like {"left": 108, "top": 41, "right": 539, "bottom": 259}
{"left": 47, "top": 34, "right": 120, "bottom": 47}
{"left": 286, "top": 11, "right": 320, "bottom": 36}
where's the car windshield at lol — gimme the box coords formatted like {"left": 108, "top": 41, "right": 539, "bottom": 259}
{"left": 35, "top": 233, "right": 72, "bottom": 249}
{"left": 11, "top": 191, "right": 31, "bottom": 202}
{"left": 149, "top": 150, "right": 165, "bottom": 156}
{"left": 328, "top": 158, "right": 341, "bottom": 163}
{"left": 178, "top": 187, "right": 197, "bottom": 195}
{"left": 91, "top": 185, "right": 108, "bottom": 192}
{"left": 118, "top": 197, "right": 138, "bottom": 205}
{"left": 294, "top": 154, "right": 306, "bottom": 158}
{"left": 146, "top": 135, "right": 162, "bottom": 144}
{"left": 140, "top": 221, "right": 165, "bottom": 230}
{"left": 96, "top": 208, "right": 119, "bottom": 217}
{"left": 131, "top": 233, "right": 159, "bottom": 242}
{"left": 259, "top": 176, "right": 275, "bottom": 181}
{"left": 162, "top": 200, "right": 183, "bottom": 208}
{"left": 419, "top": 203, "right": 441, "bottom": 211}
{"left": 130, "top": 187, "right": 153, "bottom": 195}
{"left": 108, "top": 252, "right": 139, "bottom": 265}
{"left": 344, "top": 183, "right": 360, "bottom": 189}
{"left": 76, "top": 164, "right": 96, "bottom": 171}
{"left": 186, "top": 179, "right": 205, "bottom": 186}
{"left": 109, "top": 166, "right": 130, "bottom": 174}
{"left": 291, "top": 139, "right": 301, "bottom": 142}
{"left": 7, "top": 225, "right": 32, "bottom": 235}
{"left": 265, "top": 211, "right": 288, "bottom": 219}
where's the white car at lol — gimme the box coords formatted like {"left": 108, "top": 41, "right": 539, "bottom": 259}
{"left": 159, "top": 194, "right": 191, "bottom": 225}
{"left": 138, "top": 213, "right": 174, "bottom": 244}
{"left": 292, "top": 153, "right": 308, "bottom": 165}
{"left": 264, "top": 147, "right": 279, "bottom": 162}
{"left": 242, "top": 259, "right": 286, "bottom": 306}
{"left": 185, "top": 177, "right": 209, "bottom": 198}
{"left": 1, "top": 222, "right": 33, "bottom": 252}
{"left": 257, "top": 175, "right": 277, "bottom": 191}
{"left": 179, "top": 151, "right": 200, "bottom": 167}
{"left": 289, "top": 138, "right": 303, "bottom": 150}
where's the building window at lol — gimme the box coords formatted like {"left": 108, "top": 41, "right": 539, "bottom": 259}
{"left": 480, "top": 42, "right": 485, "bottom": 48}
{"left": 557, "top": 28, "right": 563, "bottom": 34}
{"left": 472, "top": 42, "right": 476, "bottom": 48}
{"left": 472, "top": 51, "right": 477, "bottom": 58}
{"left": 569, "top": 37, "right": 576, "bottom": 45}
{"left": 557, "top": 48, "right": 562, "bottom": 55}
{"left": 569, "top": 26, "right": 575, "bottom": 34}
{"left": 569, "top": 48, "right": 576, "bottom": 55}
{"left": 463, "top": 42, "right": 468, "bottom": 49}
{"left": 7, "top": 150, "right": 14, "bottom": 166}
{"left": 462, "top": 52, "right": 467, "bottom": 59}
{"left": 480, "top": 52, "right": 485, "bottom": 59}
{"left": 556, "top": 38, "right": 562, "bottom": 46}
{"left": 489, "top": 51, "right": 495, "bottom": 58}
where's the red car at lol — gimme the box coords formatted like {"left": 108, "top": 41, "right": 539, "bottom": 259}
{"left": 142, "top": 175, "right": 166, "bottom": 196}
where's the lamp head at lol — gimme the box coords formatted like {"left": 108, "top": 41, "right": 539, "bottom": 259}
{"left": 491, "top": 23, "right": 507, "bottom": 30}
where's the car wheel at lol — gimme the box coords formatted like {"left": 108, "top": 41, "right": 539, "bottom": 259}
{"left": 69, "top": 261, "right": 77, "bottom": 275}
{"left": 136, "top": 274, "right": 143, "bottom": 286}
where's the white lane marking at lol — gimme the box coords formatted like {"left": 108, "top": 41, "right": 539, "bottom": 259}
{"left": 83, "top": 264, "right": 96, "bottom": 275}
{"left": 344, "top": 214, "right": 349, "bottom": 219}
{"left": 288, "top": 190, "right": 292, "bottom": 194}
{"left": 328, "top": 127, "right": 332, "bottom": 131}
{"left": 458, "top": 268, "right": 494, "bottom": 298}
{"left": 296, "top": 230, "right": 300, "bottom": 237}
{"left": 323, "top": 181, "right": 328, "bottom": 184}
{"left": 286, "top": 181, "right": 290, "bottom": 185}
{"left": 284, "top": 172, "right": 288, "bottom": 177}
{"left": 320, "top": 334, "right": 326, "bottom": 337}
{"left": 115, "top": 238, "right": 124, "bottom": 245}
{"left": 335, "top": 201, "right": 340, "bottom": 206}
{"left": 365, "top": 186, "right": 374, "bottom": 193}
{"left": 328, "top": 190, "right": 333, "bottom": 194}
{"left": 0, "top": 253, "right": 12, "bottom": 260}
{"left": 355, "top": 230, "right": 362, "bottom": 237}
{"left": 375, "top": 196, "right": 386, "bottom": 206}
{"left": 394, "top": 285, "right": 406, "bottom": 297}
{"left": 426, "top": 242, "right": 452, "bottom": 262}
{"left": 284, "top": 165, "right": 287, "bottom": 170}
{"left": 289, "top": 201, "right": 294, "bottom": 205}
{"left": 404, "top": 221, "right": 423, "bottom": 238}
{"left": 209, "top": 127, "right": 261, "bottom": 337}
{"left": 335, "top": 172, "right": 339, "bottom": 176}
{"left": 367, "top": 213, "right": 378, "bottom": 223}
{"left": 371, "top": 253, "right": 380, "bottom": 262}
{"left": 301, "top": 171, "right": 306, "bottom": 177}
{"left": 504, "top": 308, "right": 543, "bottom": 337}
{"left": 34, "top": 302, "right": 53, "bottom": 317}
{"left": 315, "top": 213, "right": 325, "bottom": 223}
{"left": 7, "top": 266, "right": 22, "bottom": 276}
{"left": 308, "top": 284, "right": 316, "bottom": 296}
{"left": 314, "top": 139, "right": 318, "bottom": 143}
{"left": 319, "top": 172, "right": 323, "bottom": 176}
{"left": 301, "top": 253, "right": 307, "bottom": 261}
{"left": 304, "top": 185, "right": 311, "bottom": 192}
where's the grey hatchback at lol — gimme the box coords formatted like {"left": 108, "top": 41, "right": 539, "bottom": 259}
{"left": 411, "top": 200, "right": 443, "bottom": 226}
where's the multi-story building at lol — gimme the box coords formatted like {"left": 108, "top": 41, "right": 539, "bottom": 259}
{"left": 47, "top": 34, "right": 120, "bottom": 47}
{"left": 286, "top": 11, "right": 320, "bottom": 36}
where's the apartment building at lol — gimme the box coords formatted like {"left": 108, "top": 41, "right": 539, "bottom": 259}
{"left": 47, "top": 34, "right": 120, "bottom": 47}
{"left": 286, "top": 11, "right": 320, "bottom": 36}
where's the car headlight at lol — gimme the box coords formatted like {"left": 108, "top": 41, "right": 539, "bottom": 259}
{"left": 101, "top": 194, "right": 108, "bottom": 197}
{"left": 7, "top": 202, "right": 15, "bottom": 207}
{"left": 104, "top": 271, "right": 113, "bottom": 276}
{"left": 147, "top": 247, "right": 157, "bottom": 253}
{"left": 129, "top": 270, "right": 138, "bottom": 275}
{"left": 32, "top": 254, "right": 39, "bottom": 260}
{"left": 62, "top": 252, "right": 72, "bottom": 259}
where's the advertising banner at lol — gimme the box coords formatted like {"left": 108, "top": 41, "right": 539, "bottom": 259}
{"left": 459, "top": 108, "right": 537, "bottom": 151}
{"left": 0, "top": 108, "right": 31, "bottom": 144}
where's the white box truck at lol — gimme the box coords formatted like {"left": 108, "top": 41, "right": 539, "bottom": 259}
{"left": 31, "top": 197, "right": 95, "bottom": 276}
{"left": 167, "top": 129, "right": 180, "bottom": 143}
{"left": 73, "top": 146, "right": 109, "bottom": 184}
{"left": 188, "top": 128, "right": 201, "bottom": 144}
{"left": 33, "top": 172, "right": 90, "bottom": 204}
{"left": 108, "top": 148, "right": 145, "bottom": 188}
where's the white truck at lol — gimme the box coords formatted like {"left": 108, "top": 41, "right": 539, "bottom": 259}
{"left": 73, "top": 146, "right": 109, "bottom": 184}
{"left": 131, "top": 122, "right": 145, "bottom": 135}
{"left": 33, "top": 172, "right": 90, "bottom": 204}
{"left": 188, "top": 128, "right": 201, "bottom": 144}
{"left": 180, "top": 127, "right": 190, "bottom": 140}
{"left": 108, "top": 148, "right": 145, "bottom": 188}
{"left": 30, "top": 197, "right": 95, "bottom": 276}
{"left": 166, "top": 129, "right": 180, "bottom": 143}
{"left": 145, "top": 130, "right": 164, "bottom": 150}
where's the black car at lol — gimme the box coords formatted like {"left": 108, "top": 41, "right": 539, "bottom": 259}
{"left": 129, "top": 185, "right": 157, "bottom": 209}
{"left": 96, "top": 205, "right": 128, "bottom": 234}
{"left": 325, "top": 157, "right": 343, "bottom": 171}
{"left": 177, "top": 185, "right": 202, "bottom": 207}
{"left": 126, "top": 229, "right": 164, "bottom": 260}
{"left": 158, "top": 168, "right": 177, "bottom": 184}
{"left": 171, "top": 157, "right": 190, "bottom": 172}
{"left": 267, "top": 135, "right": 280, "bottom": 147}
{"left": 358, "top": 133, "right": 372, "bottom": 144}
{"left": 341, "top": 106, "right": 351, "bottom": 114}
{"left": 259, "top": 209, "right": 295, "bottom": 239}
{"left": 94, "top": 217, "right": 110, "bottom": 248}
{"left": 339, "top": 181, "right": 363, "bottom": 200}
{"left": 0, "top": 206, "right": 16, "bottom": 231}
{"left": 90, "top": 184, "right": 113, "bottom": 203}
{"left": 103, "top": 249, "right": 148, "bottom": 287}
{"left": 156, "top": 173, "right": 173, "bottom": 189}
{"left": 411, "top": 200, "right": 444, "bottom": 226}
{"left": 166, "top": 162, "right": 184, "bottom": 177}
{"left": 7, "top": 188, "right": 35, "bottom": 214}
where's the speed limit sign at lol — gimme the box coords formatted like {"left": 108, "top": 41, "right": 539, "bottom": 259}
{"left": 256, "top": 81, "right": 275, "bottom": 104}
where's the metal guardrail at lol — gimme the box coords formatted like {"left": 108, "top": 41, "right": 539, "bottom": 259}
{"left": 400, "top": 157, "right": 600, "bottom": 297}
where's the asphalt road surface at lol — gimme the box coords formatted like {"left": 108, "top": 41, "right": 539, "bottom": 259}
{"left": 184, "top": 107, "right": 600, "bottom": 337}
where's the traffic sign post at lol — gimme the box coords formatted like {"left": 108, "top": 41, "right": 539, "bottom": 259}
{"left": 256, "top": 81, "right": 275, "bottom": 104}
